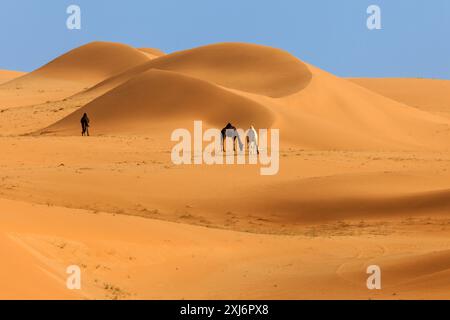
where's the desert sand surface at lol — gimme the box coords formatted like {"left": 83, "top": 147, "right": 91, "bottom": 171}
{"left": 1, "top": 198, "right": 449, "bottom": 300}
{"left": 0, "top": 41, "right": 449, "bottom": 299}
{"left": 0, "top": 69, "right": 26, "bottom": 85}
{"left": 351, "top": 78, "right": 450, "bottom": 119}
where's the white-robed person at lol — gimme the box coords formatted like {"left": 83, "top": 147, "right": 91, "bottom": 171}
{"left": 246, "top": 125, "right": 259, "bottom": 155}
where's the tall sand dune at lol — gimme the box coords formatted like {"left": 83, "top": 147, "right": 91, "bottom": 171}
{"left": 0, "top": 42, "right": 151, "bottom": 108}
{"left": 84, "top": 42, "right": 312, "bottom": 99}
{"left": 9, "top": 41, "right": 150, "bottom": 85}
{"left": 42, "top": 69, "right": 275, "bottom": 135}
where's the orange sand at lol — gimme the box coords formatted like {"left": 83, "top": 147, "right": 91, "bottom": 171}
{"left": 0, "top": 41, "right": 449, "bottom": 299}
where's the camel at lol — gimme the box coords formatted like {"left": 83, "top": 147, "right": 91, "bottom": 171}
{"left": 246, "top": 125, "right": 259, "bottom": 155}
{"left": 221, "top": 123, "right": 243, "bottom": 152}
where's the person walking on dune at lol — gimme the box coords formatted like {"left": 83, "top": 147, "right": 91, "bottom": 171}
{"left": 81, "top": 113, "right": 90, "bottom": 136}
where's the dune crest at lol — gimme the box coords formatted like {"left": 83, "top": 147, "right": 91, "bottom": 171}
{"left": 0, "top": 42, "right": 152, "bottom": 108}
{"left": 7, "top": 42, "right": 150, "bottom": 86}
{"left": 139, "top": 48, "right": 166, "bottom": 58}
{"left": 84, "top": 42, "right": 313, "bottom": 99}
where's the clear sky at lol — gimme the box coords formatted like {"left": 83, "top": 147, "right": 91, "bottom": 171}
{"left": 0, "top": 0, "right": 449, "bottom": 79}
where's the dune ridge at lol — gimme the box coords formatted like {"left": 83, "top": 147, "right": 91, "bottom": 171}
{"left": 0, "top": 42, "right": 151, "bottom": 108}
{"left": 139, "top": 47, "right": 166, "bottom": 58}
{"left": 82, "top": 42, "right": 313, "bottom": 99}
{"left": 10, "top": 42, "right": 150, "bottom": 85}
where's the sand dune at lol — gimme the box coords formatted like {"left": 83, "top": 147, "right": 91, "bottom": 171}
{"left": 194, "top": 172, "right": 450, "bottom": 225}
{"left": 42, "top": 45, "right": 450, "bottom": 151}
{"left": 0, "top": 42, "right": 151, "bottom": 108}
{"left": 351, "top": 78, "right": 450, "bottom": 118}
{"left": 42, "top": 69, "right": 275, "bottom": 135}
{"left": 12, "top": 42, "right": 150, "bottom": 85}
{"left": 0, "top": 69, "right": 26, "bottom": 85}
{"left": 139, "top": 42, "right": 312, "bottom": 98}
{"left": 83, "top": 42, "right": 313, "bottom": 99}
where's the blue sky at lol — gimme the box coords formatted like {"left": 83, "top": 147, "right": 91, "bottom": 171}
{"left": 0, "top": 0, "right": 449, "bottom": 79}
